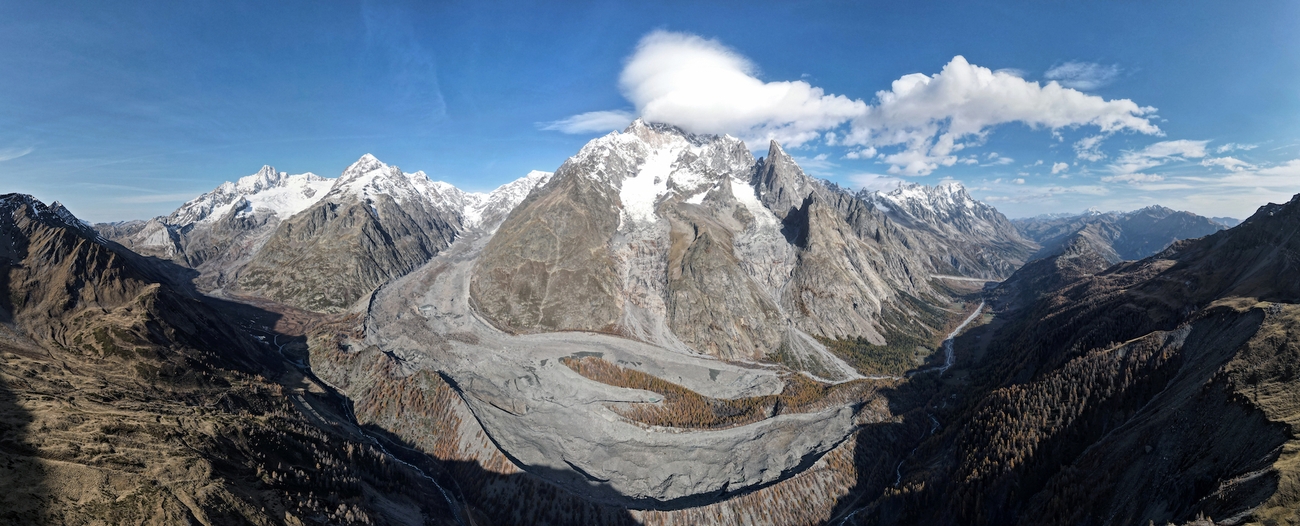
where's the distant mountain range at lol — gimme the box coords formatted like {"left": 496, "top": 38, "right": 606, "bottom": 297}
{"left": 1013, "top": 205, "right": 1228, "bottom": 264}
{"left": 98, "top": 156, "right": 551, "bottom": 312}
{"left": 3, "top": 119, "right": 1297, "bottom": 525}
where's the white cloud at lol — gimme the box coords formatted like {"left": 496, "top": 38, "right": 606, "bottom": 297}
{"left": 618, "top": 30, "right": 867, "bottom": 147}
{"left": 844, "top": 147, "right": 876, "bottom": 159}
{"left": 1215, "top": 142, "right": 1258, "bottom": 154}
{"left": 1074, "top": 135, "right": 1107, "bottom": 161}
{"left": 539, "top": 110, "right": 635, "bottom": 134}
{"left": 794, "top": 153, "right": 838, "bottom": 175}
{"left": 1258, "top": 159, "right": 1300, "bottom": 177}
{"left": 1044, "top": 61, "right": 1121, "bottom": 90}
{"left": 1178, "top": 159, "right": 1300, "bottom": 189}
{"left": 1201, "top": 156, "right": 1255, "bottom": 172}
{"left": 0, "top": 146, "right": 34, "bottom": 162}
{"left": 982, "top": 184, "right": 1110, "bottom": 204}
{"left": 1101, "top": 173, "right": 1165, "bottom": 183}
{"left": 1013, "top": 178, "right": 1026, "bottom": 184}
{"left": 1033, "top": 160, "right": 1044, "bottom": 166}
{"left": 1051, "top": 162, "right": 1070, "bottom": 174}
{"left": 1107, "top": 139, "right": 1208, "bottom": 176}
{"left": 548, "top": 33, "right": 1161, "bottom": 177}
{"left": 844, "top": 55, "right": 1159, "bottom": 175}
{"left": 848, "top": 173, "right": 905, "bottom": 191}
{"left": 883, "top": 147, "right": 957, "bottom": 176}
{"left": 979, "top": 153, "right": 1014, "bottom": 166}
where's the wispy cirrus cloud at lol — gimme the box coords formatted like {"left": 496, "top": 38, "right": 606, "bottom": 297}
{"left": 0, "top": 146, "right": 34, "bottom": 162}
{"left": 362, "top": 2, "right": 447, "bottom": 122}
{"left": 539, "top": 110, "right": 635, "bottom": 134}
{"left": 1074, "top": 135, "right": 1107, "bottom": 161}
{"left": 1215, "top": 142, "right": 1257, "bottom": 154}
{"left": 1201, "top": 156, "right": 1255, "bottom": 172}
{"left": 116, "top": 192, "right": 208, "bottom": 204}
{"left": 1044, "top": 61, "right": 1121, "bottom": 90}
{"left": 1103, "top": 139, "right": 1208, "bottom": 182}
{"left": 792, "top": 153, "right": 837, "bottom": 176}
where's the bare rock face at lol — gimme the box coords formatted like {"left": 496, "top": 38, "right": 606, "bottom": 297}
{"left": 663, "top": 200, "right": 785, "bottom": 361}
{"left": 472, "top": 121, "right": 824, "bottom": 365}
{"left": 229, "top": 156, "right": 464, "bottom": 312}
{"left": 470, "top": 169, "right": 624, "bottom": 334}
{"left": 753, "top": 141, "right": 819, "bottom": 220}
{"left": 784, "top": 196, "right": 894, "bottom": 344}
{"left": 95, "top": 217, "right": 184, "bottom": 260}
{"left": 234, "top": 192, "right": 459, "bottom": 312}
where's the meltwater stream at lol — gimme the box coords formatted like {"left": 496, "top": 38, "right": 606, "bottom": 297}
{"left": 839, "top": 301, "right": 985, "bottom": 525}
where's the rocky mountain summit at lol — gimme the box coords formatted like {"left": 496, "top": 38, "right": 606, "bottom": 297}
{"left": 1014, "top": 204, "right": 1226, "bottom": 264}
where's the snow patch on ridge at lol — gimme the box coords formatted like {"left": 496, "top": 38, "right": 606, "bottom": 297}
{"left": 620, "top": 148, "right": 680, "bottom": 225}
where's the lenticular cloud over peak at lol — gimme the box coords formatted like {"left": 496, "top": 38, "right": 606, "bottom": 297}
{"left": 617, "top": 30, "right": 866, "bottom": 147}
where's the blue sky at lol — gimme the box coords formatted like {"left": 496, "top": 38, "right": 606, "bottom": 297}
{"left": 1, "top": 1, "right": 1297, "bottom": 222}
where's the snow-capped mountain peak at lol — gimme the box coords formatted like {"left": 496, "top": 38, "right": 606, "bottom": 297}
{"left": 873, "top": 181, "right": 979, "bottom": 215}
{"left": 327, "top": 154, "right": 468, "bottom": 211}
{"left": 167, "top": 166, "right": 332, "bottom": 226}
{"left": 862, "top": 180, "right": 1022, "bottom": 241}
{"left": 157, "top": 152, "right": 555, "bottom": 235}
{"left": 562, "top": 119, "right": 754, "bottom": 226}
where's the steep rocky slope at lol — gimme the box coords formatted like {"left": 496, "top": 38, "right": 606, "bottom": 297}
{"left": 0, "top": 194, "right": 461, "bottom": 525}
{"left": 838, "top": 192, "right": 1300, "bottom": 525}
{"left": 472, "top": 120, "right": 1035, "bottom": 371}
{"left": 1015, "top": 205, "right": 1225, "bottom": 264}
{"left": 98, "top": 158, "right": 552, "bottom": 313}
{"left": 100, "top": 166, "right": 334, "bottom": 290}
{"left": 231, "top": 155, "right": 463, "bottom": 312}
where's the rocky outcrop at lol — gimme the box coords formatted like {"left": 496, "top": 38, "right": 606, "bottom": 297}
{"left": 753, "top": 141, "right": 819, "bottom": 220}
{"left": 784, "top": 196, "right": 894, "bottom": 344}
